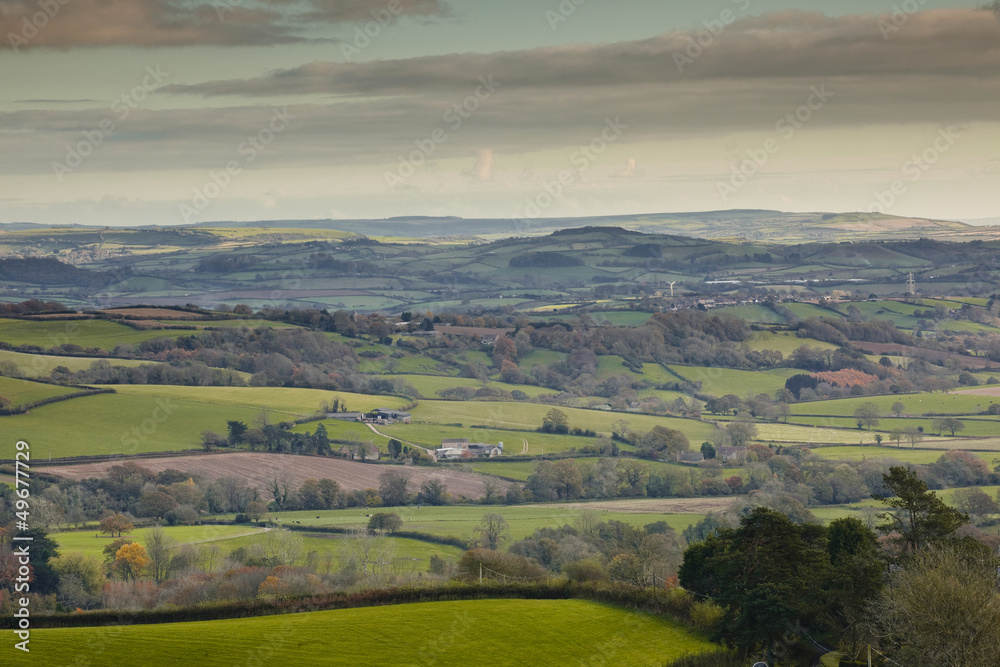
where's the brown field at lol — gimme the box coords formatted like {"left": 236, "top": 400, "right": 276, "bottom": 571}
{"left": 955, "top": 387, "right": 1000, "bottom": 397}
{"left": 41, "top": 452, "right": 494, "bottom": 499}
{"left": 529, "top": 497, "right": 735, "bottom": 514}
{"left": 101, "top": 308, "right": 208, "bottom": 320}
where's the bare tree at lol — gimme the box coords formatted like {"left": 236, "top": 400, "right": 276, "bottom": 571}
{"left": 144, "top": 526, "right": 174, "bottom": 584}
{"left": 477, "top": 513, "right": 510, "bottom": 550}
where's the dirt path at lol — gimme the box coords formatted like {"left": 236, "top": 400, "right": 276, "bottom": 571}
{"left": 519, "top": 438, "right": 529, "bottom": 455}
{"left": 365, "top": 423, "right": 436, "bottom": 458}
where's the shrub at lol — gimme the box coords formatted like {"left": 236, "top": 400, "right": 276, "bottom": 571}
{"left": 563, "top": 559, "right": 609, "bottom": 584}
{"left": 689, "top": 599, "right": 725, "bottom": 633}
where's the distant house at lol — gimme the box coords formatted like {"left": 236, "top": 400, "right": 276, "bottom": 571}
{"left": 373, "top": 408, "right": 411, "bottom": 423}
{"left": 679, "top": 451, "right": 704, "bottom": 463}
{"left": 327, "top": 412, "right": 364, "bottom": 422}
{"left": 467, "top": 442, "right": 503, "bottom": 458}
{"left": 716, "top": 446, "right": 747, "bottom": 463}
{"left": 435, "top": 447, "right": 466, "bottom": 460}
{"left": 440, "top": 438, "right": 469, "bottom": 449}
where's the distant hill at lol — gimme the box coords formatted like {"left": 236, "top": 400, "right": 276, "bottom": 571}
{"left": 186, "top": 210, "right": 988, "bottom": 244}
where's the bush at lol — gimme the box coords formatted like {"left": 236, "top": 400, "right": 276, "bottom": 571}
{"left": 689, "top": 599, "right": 725, "bottom": 633}
{"left": 563, "top": 559, "right": 609, "bottom": 584}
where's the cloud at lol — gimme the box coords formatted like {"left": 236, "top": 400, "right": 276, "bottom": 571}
{"left": 0, "top": 0, "right": 447, "bottom": 49}
{"left": 164, "top": 8, "right": 1000, "bottom": 98}
{"left": 5, "top": 8, "right": 1000, "bottom": 182}
{"left": 619, "top": 158, "right": 636, "bottom": 178}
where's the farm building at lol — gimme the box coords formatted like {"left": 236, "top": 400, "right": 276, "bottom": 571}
{"left": 441, "top": 438, "right": 469, "bottom": 448}
{"left": 679, "top": 451, "right": 704, "bottom": 463}
{"left": 435, "top": 438, "right": 503, "bottom": 459}
{"left": 372, "top": 408, "right": 411, "bottom": 423}
{"left": 326, "top": 412, "right": 364, "bottom": 422}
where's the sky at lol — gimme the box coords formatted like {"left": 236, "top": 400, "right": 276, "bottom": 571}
{"left": 1, "top": 0, "right": 998, "bottom": 227}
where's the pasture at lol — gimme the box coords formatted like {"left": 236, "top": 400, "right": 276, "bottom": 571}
{"left": 669, "top": 365, "right": 801, "bottom": 397}
{"left": 0, "top": 318, "right": 187, "bottom": 349}
{"left": 0, "top": 350, "right": 152, "bottom": 378}
{"left": 240, "top": 503, "right": 708, "bottom": 542}
{"left": 5, "top": 599, "right": 715, "bottom": 667}
{"left": 0, "top": 376, "right": 79, "bottom": 407}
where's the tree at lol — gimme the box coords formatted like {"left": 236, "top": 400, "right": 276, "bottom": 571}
{"left": 297, "top": 478, "right": 325, "bottom": 510}
{"left": 725, "top": 420, "right": 757, "bottom": 448}
{"left": 700, "top": 442, "right": 716, "bottom": 460}
{"left": 891, "top": 401, "right": 906, "bottom": 417}
{"left": 478, "top": 512, "right": 510, "bottom": 550}
{"left": 226, "top": 420, "right": 248, "bottom": 447}
{"left": 952, "top": 486, "right": 1000, "bottom": 518}
{"left": 853, "top": 402, "right": 880, "bottom": 430}
{"left": 678, "top": 507, "right": 829, "bottom": 658}
{"left": 416, "top": 479, "right": 447, "bottom": 506}
{"left": 541, "top": 408, "right": 569, "bottom": 434}
{"left": 378, "top": 470, "right": 410, "bottom": 507}
{"left": 640, "top": 425, "right": 690, "bottom": 458}
{"left": 99, "top": 513, "right": 133, "bottom": 538}
{"left": 114, "top": 542, "right": 150, "bottom": 582}
{"left": 367, "top": 512, "right": 403, "bottom": 534}
{"left": 873, "top": 466, "right": 968, "bottom": 553}
{"left": 387, "top": 439, "right": 403, "bottom": 459}
{"left": 889, "top": 428, "right": 903, "bottom": 448}
{"left": 867, "top": 545, "right": 1000, "bottom": 666}
{"left": 144, "top": 526, "right": 174, "bottom": 584}
{"left": 874, "top": 433, "right": 883, "bottom": 445}
{"left": 903, "top": 426, "right": 923, "bottom": 448}
{"left": 932, "top": 417, "right": 965, "bottom": 436}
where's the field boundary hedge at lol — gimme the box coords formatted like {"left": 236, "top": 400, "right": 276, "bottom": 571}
{"left": 0, "top": 386, "right": 115, "bottom": 416}
{"left": 0, "top": 581, "right": 696, "bottom": 630}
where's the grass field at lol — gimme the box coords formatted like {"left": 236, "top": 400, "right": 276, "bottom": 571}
{"left": 809, "top": 445, "right": 999, "bottom": 465}
{"left": 790, "top": 392, "right": 1000, "bottom": 418}
{"left": 398, "top": 374, "right": 550, "bottom": 399}
{"left": 245, "top": 504, "right": 707, "bottom": 542}
{"left": 0, "top": 350, "right": 153, "bottom": 377}
{"left": 379, "top": 422, "right": 602, "bottom": 456}
{"left": 1, "top": 387, "right": 408, "bottom": 459}
{"left": 743, "top": 331, "right": 839, "bottom": 355}
{"left": 51, "top": 525, "right": 266, "bottom": 559}
{"left": 5, "top": 599, "right": 715, "bottom": 667}
{"left": 0, "top": 375, "right": 79, "bottom": 407}
{"left": 410, "top": 400, "right": 717, "bottom": 444}
{"left": 0, "top": 318, "right": 189, "bottom": 349}
{"left": 669, "top": 365, "right": 801, "bottom": 397}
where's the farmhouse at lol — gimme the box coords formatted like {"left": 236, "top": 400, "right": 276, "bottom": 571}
{"left": 679, "top": 451, "right": 705, "bottom": 463}
{"left": 716, "top": 446, "right": 747, "bottom": 463}
{"left": 435, "top": 438, "right": 503, "bottom": 460}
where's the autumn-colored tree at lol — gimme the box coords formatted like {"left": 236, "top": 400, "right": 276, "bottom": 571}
{"left": 99, "top": 513, "right": 133, "bottom": 538}
{"left": 114, "top": 542, "right": 150, "bottom": 581}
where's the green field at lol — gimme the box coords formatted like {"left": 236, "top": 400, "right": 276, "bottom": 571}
{"left": 809, "top": 445, "right": 998, "bottom": 465}
{"left": 410, "top": 400, "right": 717, "bottom": 444}
{"left": 251, "top": 504, "right": 707, "bottom": 542}
{"left": 1, "top": 387, "right": 408, "bottom": 458}
{"left": 0, "top": 350, "right": 153, "bottom": 377}
{"left": 0, "top": 318, "right": 189, "bottom": 349}
{"left": 51, "top": 524, "right": 266, "bottom": 559}
{"left": 790, "top": 393, "right": 1000, "bottom": 418}
{"left": 670, "top": 365, "right": 801, "bottom": 397}
{"left": 0, "top": 375, "right": 79, "bottom": 407}
{"left": 743, "top": 330, "right": 839, "bottom": 355}
{"left": 5, "top": 599, "right": 715, "bottom": 667}
{"left": 397, "top": 374, "right": 550, "bottom": 399}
